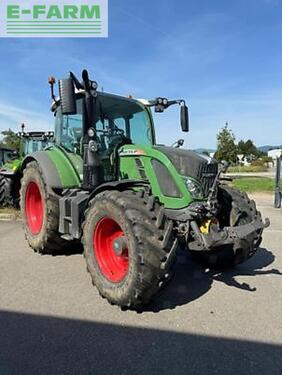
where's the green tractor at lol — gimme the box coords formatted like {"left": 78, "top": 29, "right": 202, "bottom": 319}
{"left": 20, "top": 70, "right": 269, "bottom": 309}
{"left": 0, "top": 146, "right": 14, "bottom": 168}
{"left": 0, "top": 129, "right": 54, "bottom": 207}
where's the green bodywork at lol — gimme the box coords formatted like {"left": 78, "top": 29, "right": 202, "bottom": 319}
{"left": 47, "top": 146, "right": 81, "bottom": 187}
{"left": 119, "top": 144, "right": 193, "bottom": 209}
{"left": 44, "top": 143, "right": 195, "bottom": 210}
{"left": 25, "top": 92, "right": 203, "bottom": 210}
{"left": 1, "top": 157, "right": 22, "bottom": 174}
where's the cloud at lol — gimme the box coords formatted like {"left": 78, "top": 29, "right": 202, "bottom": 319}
{"left": 0, "top": 100, "right": 51, "bottom": 134}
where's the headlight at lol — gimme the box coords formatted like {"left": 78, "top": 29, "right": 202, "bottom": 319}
{"left": 87, "top": 127, "right": 95, "bottom": 138}
{"left": 91, "top": 80, "right": 98, "bottom": 90}
{"left": 183, "top": 177, "right": 203, "bottom": 199}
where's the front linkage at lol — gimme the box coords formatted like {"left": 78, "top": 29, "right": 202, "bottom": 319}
{"left": 166, "top": 162, "right": 270, "bottom": 266}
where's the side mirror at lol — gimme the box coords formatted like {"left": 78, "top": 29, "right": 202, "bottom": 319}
{"left": 181, "top": 105, "right": 189, "bottom": 132}
{"left": 58, "top": 78, "right": 77, "bottom": 115}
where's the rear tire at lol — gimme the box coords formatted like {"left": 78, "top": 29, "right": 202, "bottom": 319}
{"left": 191, "top": 186, "right": 263, "bottom": 269}
{"left": 0, "top": 174, "right": 14, "bottom": 207}
{"left": 82, "top": 189, "right": 178, "bottom": 309}
{"left": 20, "top": 161, "right": 68, "bottom": 254}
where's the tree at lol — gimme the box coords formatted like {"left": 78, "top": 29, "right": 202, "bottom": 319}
{"left": 237, "top": 139, "right": 259, "bottom": 158}
{"left": 215, "top": 123, "right": 237, "bottom": 163}
{"left": 1, "top": 129, "right": 21, "bottom": 151}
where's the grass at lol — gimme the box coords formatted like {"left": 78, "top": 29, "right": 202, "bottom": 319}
{"left": 228, "top": 165, "right": 268, "bottom": 173}
{"left": 0, "top": 207, "right": 21, "bottom": 218}
{"left": 231, "top": 177, "right": 275, "bottom": 193}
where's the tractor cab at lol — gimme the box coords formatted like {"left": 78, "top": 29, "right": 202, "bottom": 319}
{"left": 18, "top": 131, "right": 54, "bottom": 158}
{"left": 52, "top": 92, "right": 155, "bottom": 156}
{"left": 50, "top": 70, "right": 189, "bottom": 189}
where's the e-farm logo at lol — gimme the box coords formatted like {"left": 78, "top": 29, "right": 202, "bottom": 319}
{"left": 0, "top": 0, "right": 108, "bottom": 37}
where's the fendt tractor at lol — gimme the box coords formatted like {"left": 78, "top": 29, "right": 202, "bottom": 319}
{"left": 19, "top": 70, "right": 269, "bottom": 309}
{"left": 0, "top": 146, "right": 14, "bottom": 168}
{"left": 0, "top": 127, "right": 54, "bottom": 207}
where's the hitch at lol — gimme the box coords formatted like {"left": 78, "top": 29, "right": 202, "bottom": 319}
{"left": 189, "top": 216, "right": 270, "bottom": 252}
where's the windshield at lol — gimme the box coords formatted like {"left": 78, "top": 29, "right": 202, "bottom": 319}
{"left": 55, "top": 98, "right": 83, "bottom": 153}
{"left": 94, "top": 93, "right": 153, "bottom": 146}
{"left": 24, "top": 139, "right": 52, "bottom": 155}
{"left": 55, "top": 94, "right": 154, "bottom": 154}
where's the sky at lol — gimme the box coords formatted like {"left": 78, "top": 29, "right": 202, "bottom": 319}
{"left": 0, "top": 0, "right": 282, "bottom": 149}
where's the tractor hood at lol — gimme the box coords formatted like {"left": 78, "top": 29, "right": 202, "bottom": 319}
{"left": 154, "top": 146, "right": 218, "bottom": 197}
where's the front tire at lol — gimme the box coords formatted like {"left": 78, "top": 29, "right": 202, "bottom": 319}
{"left": 82, "top": 190, "right": 178, "bottom": 309}
{"left": 20, "top": 161, "right": 67, "bottom": 254}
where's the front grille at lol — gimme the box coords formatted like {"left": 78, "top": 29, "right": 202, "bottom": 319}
{"left": 197, "top": 163, "right": 218, "bottom": 197}
{"left": 153, "top": 146, "right": 218, "bottom": 198}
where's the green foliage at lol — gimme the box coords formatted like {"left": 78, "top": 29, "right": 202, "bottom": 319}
{"left": 228, "top": 165, "right": 267, "bottom": 173}
{"left": 232, "top": 177, "right": 274, "bottom": 192}
{"left": 215, "top": 123, "right": 269, "bottom": 165}
{"left": 260, "top": 155, "right": 273, "bottom": 164}
{"left": 251, "top": 159, "right": 265, "bottom": 167}
{"left": 1, "top": 129, "right": 21, "bottom": 151}
{"left": 215, "top": 123, "right": 237, "bottom": 163}
{"left": 237, "top": 139, "right": 266, "bottom": 158}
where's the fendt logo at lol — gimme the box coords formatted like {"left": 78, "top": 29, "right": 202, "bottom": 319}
{"left": 0, "top": 1, "right": 108, "bottom": 38}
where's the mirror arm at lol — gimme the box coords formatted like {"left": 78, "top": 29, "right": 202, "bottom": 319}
{"left": 146, "top": 98, "right": 185, "bottom": 108}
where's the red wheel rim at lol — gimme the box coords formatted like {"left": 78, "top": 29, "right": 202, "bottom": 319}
{"left": 93, "top": 217, "right": 129, "bottom": 283}
{"left": 25, "top": 181, "right": 44, "bottom": 235}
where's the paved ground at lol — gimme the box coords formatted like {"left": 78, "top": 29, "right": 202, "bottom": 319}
{"left": 0, "top": 193, "right": 281, "bottom": 374}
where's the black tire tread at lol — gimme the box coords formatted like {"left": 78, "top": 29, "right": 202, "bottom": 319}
{"left": 0, "top": 174, "right": 14, "bottom": 207}
{"left": 20, "top": 161, "right": 67, "bottom": 254}
{"left": 82, "top": 189, "right": 178, "bottom": 309}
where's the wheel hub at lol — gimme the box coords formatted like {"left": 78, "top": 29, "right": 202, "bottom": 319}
{"left": 93, "top": 217, "right": 129, "bottom": 283}
{"left": 25, "top": 181, "right": 44, "bottom": 235}
{"left": 112, "top": 236, "right": 127, "bottom": 256}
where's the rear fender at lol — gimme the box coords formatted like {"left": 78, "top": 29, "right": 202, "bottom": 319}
{"left": 21, "top": 149, "right": 81, "bottom": 189}
{"left": 21, "top": 152, "right": 62, "bottom": 188}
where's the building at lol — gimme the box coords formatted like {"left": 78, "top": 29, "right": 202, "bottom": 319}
{"left": 268, "top": 149, "right": 282, "bottom": 167}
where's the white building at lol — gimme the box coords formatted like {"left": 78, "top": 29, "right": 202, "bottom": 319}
{"left": 268, "top": 149, "right": 282, "bottom": 159}
{"left": 268, "top": 149, "right": 282, "bottom": 167}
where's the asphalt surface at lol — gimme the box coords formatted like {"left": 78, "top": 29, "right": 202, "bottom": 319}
{"left": 0, "top": 193, "right": 281, "bottom": 375}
